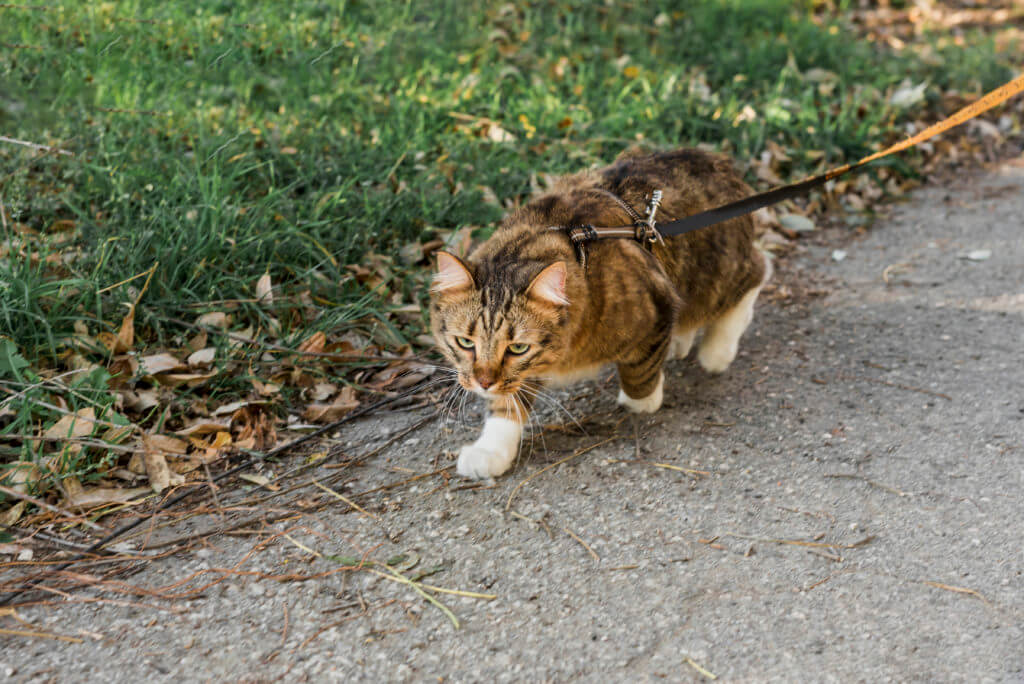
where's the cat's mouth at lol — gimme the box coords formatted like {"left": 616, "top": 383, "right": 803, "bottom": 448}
{"left": 459, "top": 375, "right": 518, "bottom": 399}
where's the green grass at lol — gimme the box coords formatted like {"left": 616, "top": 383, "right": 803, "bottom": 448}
{"left": 0, "top": 1, "right": 1017, "bottom": 486}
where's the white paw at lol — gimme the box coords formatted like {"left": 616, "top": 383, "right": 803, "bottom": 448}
{"left": 668, "top": 331, "right": 697, "bottom": 360}
{"left": 457, "top": 445, "right": 512, "bottom": 480}
{"left": 455, "top": 417, "right": 521, "bottom": 480}
{"left": 697, "top": 340, "right": 737, "bottom": 373}
{"left": 616, "top": 373, "right": 664, "bottom": 413}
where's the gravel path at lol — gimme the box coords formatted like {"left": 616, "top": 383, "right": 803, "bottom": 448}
{"left": 3, "top": 158, "right": 1023, "bottom": 682}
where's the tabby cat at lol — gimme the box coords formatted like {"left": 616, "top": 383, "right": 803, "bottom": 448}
{"left": 430, "top": 148, "right": 770, "bottom": 480}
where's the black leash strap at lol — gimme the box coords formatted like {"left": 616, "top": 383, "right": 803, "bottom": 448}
{"left": 658, "top": 72, "right": 1024, "bottom": 238}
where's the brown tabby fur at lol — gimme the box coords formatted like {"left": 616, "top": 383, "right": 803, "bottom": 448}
{"left": 430, "top": 147, "right": 768, "bottom": 427}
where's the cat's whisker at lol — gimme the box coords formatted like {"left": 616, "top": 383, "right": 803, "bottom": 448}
{"left": 518, "top": 384, "right": 587, "bottom": 436}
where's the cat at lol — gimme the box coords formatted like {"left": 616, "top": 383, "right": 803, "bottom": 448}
{"left": 430, "top": 147, "right": 770, "bottom": 480}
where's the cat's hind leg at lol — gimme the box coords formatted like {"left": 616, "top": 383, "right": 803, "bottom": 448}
{"left": 697, "top": 284, "right": 762, "bottom": 373}
{"left": 667, "top": 325, "right": 698, "bottom": 360}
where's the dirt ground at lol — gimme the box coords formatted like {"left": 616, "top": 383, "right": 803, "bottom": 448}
{"left": 2, "top": 157, "right": 1023, "bottom": 682}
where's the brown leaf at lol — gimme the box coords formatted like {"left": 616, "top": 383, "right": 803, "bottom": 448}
{"left": 175, "top": 420, "right": 231, "bottom": 436}
{"left": 144, "top": 434, "right": 189, "bottom": 455}
{"left": 231, "top": 405, "right": 277, "bottom": 450}
{"left": 66, "top": 486, "right": 151, "bottom": 508}
{"left": 43, "top": 408, "right": 96, "bottom": 441}
{"left": 302, "top": 387, "right": 359, "bottom": 423}
{"left": 121, "top": 389, "right": 160, "bottom": 412}
{"left": 139, "top": 353, "right": 186, "bottom": 376}
{"left": 143, "top": 451, "right": 171, "bottom": 493}
{"left": 239, "top": 473, "right": 280, "bottom": 491}
{"left": 298, "top": 331, "right": 326, "bottom": 355}
{"left": 116, "top": 305, "right": 135, "bottom": 353}
{"left": 196, "top": 311, "right": 229, "bottom": 329}
{"left": 185, "top": 329, "right": 208, "bottom": 353}
{"left": 187, "top": 347, "right": 216, "bottom": 367}
{"left": 255, "top": 272, "right": 273, "bottom": 306}
{"left": 0, "top": 501, "right": 27, "bottom": 526}
{"left": 153, "top": 370, "right": 218, "bottom": 388}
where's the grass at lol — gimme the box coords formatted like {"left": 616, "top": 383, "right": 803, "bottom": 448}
{"left": 0, "top": 1, "right": 1018, "bottom": 488}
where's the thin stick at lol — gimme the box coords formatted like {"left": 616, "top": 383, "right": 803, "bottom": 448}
{"left": 312, "top": 480, "right": 380, "bottom": 521}
{"left": 96, "top": 263, "right": 158, "bottom": 295}
{"left": 506, "top": 436, "right": 621, "bottom": 510}
{"left": 684, "top": 656, "right": 717, "bottom": 680}
{"left": 0, "top": 627, "right": 84, "bottom": 643}
{"left": 922, "top": 580, "right": 989, "bottom": 603}
{"left": 608, "top": 459, "right": 710, "bottom": 475}
{"left": 368, "top": 571, "right": 496, "bottom": 600}
{"left": 0, "top": 485, "right": 105, "bottom": 532}
{"left": 371, "top": 564, "right": 459, "bottom": 629}
{"left": 562, "top": 525, "right": 600, "bottom": 562}
{"left": 0, "top": 135, "right": 73, "bottom": 156}
{"left": 725, "top": 532, "right": 875, "bottom": 549}
{"left": 279, "top": 603, "right": 289, "bottom": 648}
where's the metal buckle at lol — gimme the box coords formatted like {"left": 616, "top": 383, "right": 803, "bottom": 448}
{"left": 634, "top": 190, "right": 664, "bottom": 248}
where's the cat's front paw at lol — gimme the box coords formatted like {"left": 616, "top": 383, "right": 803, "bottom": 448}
{"left": 455, "top": 417, "right": 522, "bottom": 480}
{"left": 617, "top": 373, "right": 664, "bottom": 413}
{"left": 457, "top": 444, "right": 513, "bottom": 480}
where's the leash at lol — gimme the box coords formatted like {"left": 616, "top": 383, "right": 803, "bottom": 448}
{"left": 557, "top": 72, "right": 1024, "bottom": 249}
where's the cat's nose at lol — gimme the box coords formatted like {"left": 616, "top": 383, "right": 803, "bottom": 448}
{"left": 475, "top": 369, "right": 498, "bottom": 389}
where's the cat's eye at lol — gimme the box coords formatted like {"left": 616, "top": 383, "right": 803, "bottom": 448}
{"left": 506, "top": 343, "right": 530, "bottom": 355}
{"left": 455, "top": 336, "right": 475, "bottom": 350}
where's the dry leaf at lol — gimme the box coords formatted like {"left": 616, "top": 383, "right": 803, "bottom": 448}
{"left": 144, "top": 434, "right": 189, "bottom": 454}
{"left": 0, "top": 501, "right": 27, "bottom": 526}
{"left": 121, "top": 389, "right": 161, "bottom": 412}
{"left": 239, "top": 473, "right": 280, "bottom": 491}
{"left": 298, "top": 331, "right": 327, "bottom": 354}
{"left": 196, "top": 311, "right": 229, "bottom": 329}
{"left": 43, "top": 407, "right": 96, "bottom": 441}
{"left": 255, "top": 272, "right": 273, "bottom": 306}
{"left": 66, "top": 487, "right": 151, "bottom": 508}
{"left": 116, "top": 305, "right": 135, "bottom": 353}
{"left": 302, "top": 386, "right": 359, "bottom": 423}
{"left": 186, "top": 329, "right": 208, "bottom": 352}
{"left": 176, "top": 420, "right": 231, "bottom": 436}
{"left": 143, "top": 451, "right": 172, "bottom": 493}
{"left": 153, "top": 370, "right": 218, "bottom": 388}
{"left": 139, "top": 353, "right": 186, "bottom": 376}
{"left": 187, "top": 347, "right": 216, "bottom": 367}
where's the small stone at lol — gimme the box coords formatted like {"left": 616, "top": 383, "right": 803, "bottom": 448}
{"left": 831, "top": 249, "right": 847, "bottom": 262}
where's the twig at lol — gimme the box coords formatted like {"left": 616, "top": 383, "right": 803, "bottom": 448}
{"left": 312, "top": 480, "right": 380, "bottom": 521}
{"left": 279, "top": 602, "right": 289, "bottom": 648}
{"left": 0, "top": 627, "right": 84, "bottom": 643}
{"left": 684, "top": 656, "right": 717, "bottom": 680}
{"left": 922, "top": 580, "right": 989, "bottom": 604}
{"left": 725, "top": 532, "right": 875, "bottom": 550}
{"left": 371, "top": 563, "right": 460, "bottom": 629}
{"left": 506, "top": 436, "right": 621, "bottom": 510}
{"left": 562, "top": 525, "right": 600, "bottom": 561}
{"left": 607, "top": 459, "right": 710, "bottom": 475}
{"left": 0, "top": 486, "right": 105, "bottom": 532}
{"left": 0, "top": 135, "right": 73, "bottom": 156}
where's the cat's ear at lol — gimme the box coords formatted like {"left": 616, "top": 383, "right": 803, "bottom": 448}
{"left": 526, "top": 261, "right": 568, "bottom": 307}
{"left": 431, "top": 251, "right": 474, "bottom": 294}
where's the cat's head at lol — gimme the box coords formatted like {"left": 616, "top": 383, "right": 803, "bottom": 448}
{"left": 429, "top": 251, "right": 570, "bottom": 398}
